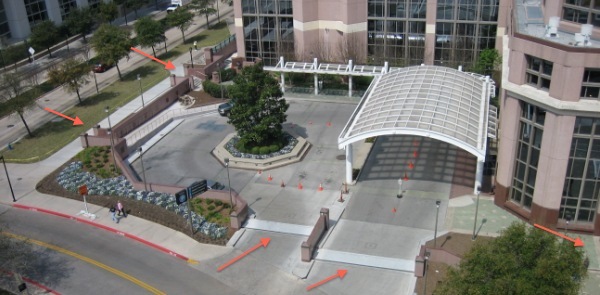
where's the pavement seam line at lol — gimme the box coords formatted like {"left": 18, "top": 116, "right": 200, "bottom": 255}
{"left": 2, "top": 231, "right": 166, "bottom": 295}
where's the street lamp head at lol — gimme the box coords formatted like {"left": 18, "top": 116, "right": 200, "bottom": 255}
{"left": 137, "top": 74, "right": 140, "bottom": 80}
{"left": 436, "top": 200, "right": 441, "bottom": 207}
{"left": 224, "top": 157, "right": 229, "bottom": 166}
{"left": 138, "top": 147, "right": 143, "bottom": 153}
{"left": 189, "top": 47, "right": 192, "bottom": 53}
{"left": 566, "top": 214, "right": 572, "bottom": 222}
{"left": 105, "top": 106, "right": 109, "bottom": 113}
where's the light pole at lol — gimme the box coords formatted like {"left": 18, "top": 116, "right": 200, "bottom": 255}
{"left": 105, "top": 107, "right": 117, "bottom": 173}
{"left": 0, "top": 155, "right": 16, "bottom": 202}
{"left": 224, "top": 158, "right": 233, "bottom": 210}
{"left": 434, "top": 200, "right": 441, "bottom": 247}
{"left": 472, "top": 186, "right": 482, "bottom": 240}
{"left": 217, "top": 62, "right": 224, "bottom": 98}
{"left": 137, "top": 74, "right": 145, "bottom": 108}
{"left": 189, "top": 47, "right": 194, "bottom": 68}
{"left": 422, "top": 251, "right": 430, "bottom": 295}
{"left": 138, "top": 147, "right": 148, "bottom": 192}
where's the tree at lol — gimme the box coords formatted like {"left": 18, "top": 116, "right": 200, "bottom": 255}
{"left": 436, "top": 222, "right": 588, "bottom": 295}
{"left": 190, "top": 0, "right": 217, "bottom": 27}
{"left": 91, "top": 24, "right": 132, "bottom": 81}
{"left": 227, "top": 63, "right": 289, "bottom": 149}
{"left": 472, "top": 48, "right": 501, "bottom": 76}
{"left": 0, "top": 72, "right": 37, "bottom": 137}
{"left": 134, "top": 16, "right": 166, "bottom": 57}
{"left": 29, "top": 20, "right": 60, "bottom": 58}
{"left": 63, "top": 7, "right": 96, "bottom": 42}
{"left": 97, "top": 1, "right": 119, "bottom": 24}
{"left": 47, "top": 58, "right": 91, "bottom": 104}
{"left": 127, "top": 0, "right": 148, "bottom": 19}
{"left": 165, "top": 8, "right": 195, "bottom": 43}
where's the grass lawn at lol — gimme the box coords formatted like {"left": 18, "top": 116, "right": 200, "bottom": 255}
{"left": 2, "top": 24, "right": 231, "bottom": 163}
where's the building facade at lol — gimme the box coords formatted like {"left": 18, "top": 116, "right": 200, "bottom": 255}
{"left": 234, "top": 0, "right": 509, "bottom": 67}
{"left": 0, "top": 0, "right": 106, "bottom": 43}
{"left": 495, "top": 0, "right": 600, "bottom": 234}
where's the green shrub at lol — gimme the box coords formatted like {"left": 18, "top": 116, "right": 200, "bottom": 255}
{"left": 207, "top": 204, "right": 215, "bottom": 211}
{"left": 206, "top": 199, "right": 214, "bottom": 205}
{"left": 201, "top": 80, "right": 230, "bottom": 99}
{"left": 224, "top": 203, "right": 231, "bottom": 209}
{"left": 95, "top": 163, "right": 104, "bottom": 168}
{"left": 259, "top": 146, "right": 270, "bottom": 155}
{"left": 215, "top": 200, "right": 223, "bottom": 206}
{"left": 103, "top": 158, "right": 109, "bottom": 163}
{"left": 269, "top": 144, "right": 280, "bottom": 153}
{"left": 97, "top": 168, "right": 111, "bottom": 178}
{"left": 251, "top": 146, "right": 260, "bottom": 154}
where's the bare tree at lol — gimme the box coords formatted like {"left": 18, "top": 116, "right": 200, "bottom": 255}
{"left": 0, "top": 71, "right": 36, "bottom": 137}
{"left": 338, "top": 33, "right": 367, "bottom": 64}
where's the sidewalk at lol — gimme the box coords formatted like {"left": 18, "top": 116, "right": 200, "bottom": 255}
{"left": 0, "top": 4, "right": 234, "bottom": 150}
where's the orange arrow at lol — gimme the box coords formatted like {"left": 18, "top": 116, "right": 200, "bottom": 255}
{"left": 130, "top": 47, "right": 175, "bottom": 70}
{"left": 534, "top": 224, "right": 584, "bottom": 247}
{"left": 307, "top": 269, "right": 347, "bottom": 291}
{"left": 217, "top": 237, "right": 270, "bottom": 272}
{"left": 44, "top": 107, "right": 83, "bottom": 126}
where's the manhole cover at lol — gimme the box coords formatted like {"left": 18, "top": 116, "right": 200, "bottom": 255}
{"left": 336, "top": 155, "right": 346, "bottom": 160}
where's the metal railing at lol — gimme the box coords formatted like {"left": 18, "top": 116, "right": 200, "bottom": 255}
{"left": 212, "top": 35, "right": 236, "bottom": 54}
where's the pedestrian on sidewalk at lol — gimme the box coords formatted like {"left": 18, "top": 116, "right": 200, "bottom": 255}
{"left": 110, "top": 206, "right": 118, "bottom": 223}
{"left": 117, "top": 200, "right": 127, "bottom": 218}
{"left": 194, "top": 41, "right": 198, "bottom": 51}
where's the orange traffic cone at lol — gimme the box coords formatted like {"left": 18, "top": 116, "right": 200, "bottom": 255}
{"left": 403, "top": 173, "right": 409, "bottom": 181}
{"left": 408, "top": 161, "right": 414, "bottom": 169}
{"left": 298, "top": 182, "right": 303, "bottom": 190}
{"left": 280, "top": 180, "right": 285, "bottom": 187}
{"left": 392, "top": 207, "right": 397, "bottom": 213}
{"left": 318, "top": 183, "right": 324, "bottom": 191}
{"left": 267, "top": 174, "right": 273, "bottom": 181}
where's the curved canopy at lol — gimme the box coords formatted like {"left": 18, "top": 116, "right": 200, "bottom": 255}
{"left": 338, "top": 65, "right": 496, "bottom": 160}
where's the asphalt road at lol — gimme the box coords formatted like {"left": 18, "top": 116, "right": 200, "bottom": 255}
{"left": 0, "top": 204, "right": 241, "bottom": 295}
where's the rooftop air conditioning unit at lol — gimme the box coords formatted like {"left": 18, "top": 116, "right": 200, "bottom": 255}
{"left": 546, "top": 16, "right": 560, "bottom": 38}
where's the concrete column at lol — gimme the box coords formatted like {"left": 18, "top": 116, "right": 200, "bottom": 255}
{"left": 314, "top": 73, "right": 319, "bottom": 95}
{"left": 475, "top": 159, "right": 484, "bottom": 194}
{"left": 348, "top": 76, "right": 353, "bottom": 97}
{"left": 384, "top": 61, "right": 389, "bottom": 73}
{"left": 345, "top": 144, "right": 353, "bottom": 184}
{"left": 279, "top": 56, "right": 285, "bottom": 93}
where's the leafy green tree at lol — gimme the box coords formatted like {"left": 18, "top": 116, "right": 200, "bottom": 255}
{"left": 97, "top": 1, "right": 119, "bottom": 24}
{"left": 0, "top": 72, "right": 37, "bottom": 137}
{"left": 472, "top": 48, "right": 501, "bottom": 76}
{"left": 91, "top": 24, "right": 132, "bottom": 81}
{"left": 29, "top": 20, "right": 60, "bottom": 58}
{"left": 436, "top": 222, "right": 588, "bottom": 295}
{"left": 227, "top": 63, "right": 289, "bottom": 149}
{"left": 134, "top": 16, "right": 166, "bottom": 57}
{"left": 47, "top": 58, "right": 91, "bottom": 104}
{"left": 191, "top": 0, "right": 217, "bottom": 27}
{"left": 63, "top": 7, "right": 96, "bottom": 42}
{"left": 127, "top": 0, "right": 148, "bottom": 19}
{"left": 165, "top": 7, "right": 195, "bottom": 43}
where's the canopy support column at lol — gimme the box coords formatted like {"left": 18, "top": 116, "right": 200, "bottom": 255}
{"left": 475, "top": 158, "right": 484, "bottom": 194}
{"left": 345, "top": 144, "right": 354, "bottom": 184}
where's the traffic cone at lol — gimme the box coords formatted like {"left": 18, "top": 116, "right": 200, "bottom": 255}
{"left": 298, "top": 182, "right": 303, "bottom": 190}
{"left": 280, "top": 180, "right": 285, "bottom": 187}
{"left": 408, "top": 161, "right": 414, "bottom": 169}
{"left": 267, "top": 174, "right": 273, "bottom": 181}
{"left": 318, "top": 183, "right": 324, "bottom": 191}
{"left": 413, "top": 151, "right": 418, "bottom": 158}
{"left": 392, "top": 207, "right": 397, "bottom": 213}
{"left": 326, "top": 122, "right": 331, "bottom": 127}
{"left": 338, "top": 191, "right": 345, "bottom": 203}
{"left": 403, "top": 173, "right": 409, "bottom": 181}
{"left": 257, "top": 170, "right": 262, "bottom": 175}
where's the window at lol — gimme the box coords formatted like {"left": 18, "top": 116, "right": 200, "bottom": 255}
{"left": 526, "top": 55, "right": 553, "bottom": 90}
{"left": 0, "top": 1, "right": 10, "bottom": 40}
{"left": 563, "top": 0, "right": 600, "bottom": 26}
{"left": 88, "top": 0, "right": 101, "bottom": 9}
{"left": 60, "top": 0, "right": 77, "bottom": 20}
{"left": 433, "top": 0, "right": 499, "bottom": 67}
{"left": 560, "top": 117, "right": 600, "bottom": 223}
{"left": 25, "top": 0, "right": 48, "bottom": 25}
{"left": 510, "top": 102, "right": 546, "bottom": 210}
{"left": 581, "top": 68, "right": 600, "bottom": 100}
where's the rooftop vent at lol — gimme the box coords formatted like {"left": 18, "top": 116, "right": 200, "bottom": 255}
{"left": 545, "top": 16, "right": 560, "bottom": 38}
{"left": 574, "top": 24, "right": 593, "bottom": 46}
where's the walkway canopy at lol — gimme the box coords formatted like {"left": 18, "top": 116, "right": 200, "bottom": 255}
{"left": 338, "top": 65, "right": 497, "bottom": 191}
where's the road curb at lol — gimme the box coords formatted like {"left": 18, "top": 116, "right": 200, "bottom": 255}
{"left": 9, "top": 203, "right": 192, "bottom": 263}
